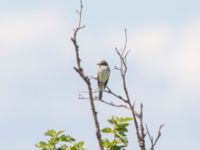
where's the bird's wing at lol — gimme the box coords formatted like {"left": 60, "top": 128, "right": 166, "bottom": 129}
{"left": 104, "top": 67, "right": 110, "bottom": 88}
{"left": 97, "top": 72, "right": 101, "bottom": 89}
{"left": 104, "top": 79, "right": 109, "bottom": 88}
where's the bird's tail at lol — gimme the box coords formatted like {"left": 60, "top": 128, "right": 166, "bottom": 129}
{"left": 99, "top": 90, "right": 103, "bottom": 100}
{"left": 98, "top": 82, "right": 104, "bottom": 100}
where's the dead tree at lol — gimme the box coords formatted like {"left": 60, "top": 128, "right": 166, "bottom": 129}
{"left": 71, "top": 0, "right": 164, "bottom": 150}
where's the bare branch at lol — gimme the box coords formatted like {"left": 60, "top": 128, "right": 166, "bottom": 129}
{"left": 104, "top": 87, "right": 127, "bottom": 103}
{"left": 94, "top": 98, "right": 130, "bottom": 110}
{"left": 145, "top": 124, "right": 164, "bottom": 150}
{"left": 114, "top": 29, "right": 146, "bottom": 150}
{"left": 71, "top": 0, "right": 85, "bottom": 72}
{"left": 71, "top": 1, "right": 104, "bottom": 149}
{"left": 152, "top": 124, "right": 164, "bottom": 149}
{"left": 138, "top": 104, "right": 146, "bottom": 149}
{"left": 145, "top": 124, "right": 154, "bottom": 150}
{"left": 131, "top": 103, "right": 144, "bottom": 150}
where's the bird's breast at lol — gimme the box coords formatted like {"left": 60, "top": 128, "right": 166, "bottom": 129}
{"left": 98, "top": 66, "right": 110, "bottom": 83}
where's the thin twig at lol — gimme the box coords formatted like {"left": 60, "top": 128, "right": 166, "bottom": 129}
{"left": 145, "top": 124, "right": 154, "bottom": 150}
{"left": 95, "top": 98, "right": 130, "bottom": 110}
{"left": 104, "top": 87, "right": 127, "bottom": 103}
{"left": 122, "top": 28, "right": 127, "bottom": 56}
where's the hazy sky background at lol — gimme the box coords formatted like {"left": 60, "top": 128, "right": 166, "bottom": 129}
{"left": 0, "top": 0, "right": 200, "bottom": 149}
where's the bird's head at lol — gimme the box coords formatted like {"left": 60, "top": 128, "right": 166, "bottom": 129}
{"left": 97, "top": 60, "right": 109, "bottom": 66}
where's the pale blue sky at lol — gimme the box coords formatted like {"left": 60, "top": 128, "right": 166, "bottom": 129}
{"left": 0, "top": 0, "right": 200, "bottom": 149}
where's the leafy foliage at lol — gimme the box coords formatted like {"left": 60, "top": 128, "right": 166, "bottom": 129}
{"left": 102, "top": 116, "right": 133, "bottom": 150}
{"left": 36, "top": 117, "right": 133, "bottom": 150}
{"left": 35, "top": 130, "right": 85, "bottom": 150}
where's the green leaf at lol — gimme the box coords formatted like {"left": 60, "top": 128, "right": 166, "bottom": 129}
{"left": 102, "top": 116, "right": 131, "bottom": 150}
{"left": 108, "top": 117, "right": 118, "bottom": 125}
{"left": 102, "top": 127, "right": 113, "bottom": 133}
{"left": 119, "top": 117, "right": 133, "bottom": 123}
{"left": 35, "top": 141, "right": 48, "bottom": 148}
{"left": 49, "top": 138, "right": 56, "bottom": 146}
{"left": 110, "top": 145, "right": 124, "bottom": 150}
{"left": 36, "top": 130, "right": 85, "bottom": 150}
{"left": 120, "top": 123, "right": 129, "bottom": 128}
{"left": 45, "top": 129, "right": 56, "bottom": 137}
{"left": 115, "top": 133, "right": 128, "bottom": 146}
{"left": 70, "top": 141, "right": 85, "bottom": 150}
{"left": 103, "top": 139, "right": 111, "bottom": 148}
{"left": 57, "top": 130, "right": 65, "bottom": 136}
{"left": 77, "top": 141, "right": 84, "bottom": 147}
{"left": 60, "top": 135, "right": 75, "bottom": 142}
{"left": 58, "top": 144, "right": 68, "bottom": 150}
{"left": 117, "top": 124, "right": 128, "bottom": 135}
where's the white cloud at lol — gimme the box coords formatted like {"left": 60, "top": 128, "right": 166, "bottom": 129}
{"left": 170, "top": 19, "right": 200, "bottom": 86}
{"left": 0, "top": 9, "right": 66, "bottom": 53}
{"left": 126, "top": 19, "right": 200, "bottom": 88}
{"left": 0, "top": 8, "right": 71, "bottom": 75}
{"left": 132, "top": 25, "right": 172, "bottom": 53}
{"left": 0, "top": 8, "right": 71, "bottom": 112}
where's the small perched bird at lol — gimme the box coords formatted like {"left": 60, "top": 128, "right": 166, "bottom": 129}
{"left": 97, "top": 60, "right": 110, "bottom": 100}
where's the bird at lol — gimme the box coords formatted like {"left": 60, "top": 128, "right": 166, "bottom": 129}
{"left": 97, "top": 60, "right": 110, "bottom": 100}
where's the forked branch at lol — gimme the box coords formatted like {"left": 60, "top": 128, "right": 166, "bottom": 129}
{"left": 103, "top": 29, "right": 164, "bottom": 150}
{"left": 146, "top": 124, "right": 165, "bottom": 150}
